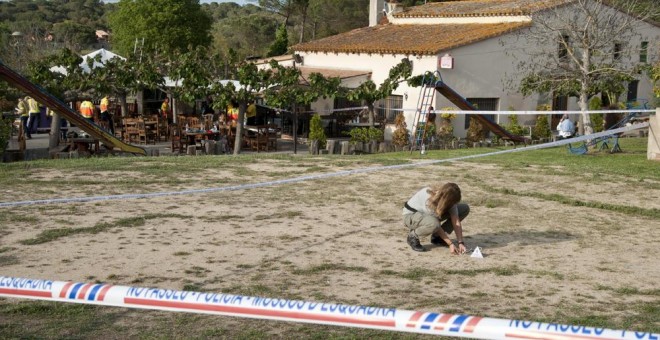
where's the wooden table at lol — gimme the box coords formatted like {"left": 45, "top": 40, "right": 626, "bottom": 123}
{"left": 184, "top": 130, "right": 222, "bottom": 155}
{"left": 144, "top": 120, "right": 159, "bottom": 140}
{"left": 184, "top": 130, "right": 221, "bottom": 145}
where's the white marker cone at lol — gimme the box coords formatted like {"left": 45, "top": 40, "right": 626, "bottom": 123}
{"left": 471, "top": 246, "right": 483, "bottom": 258}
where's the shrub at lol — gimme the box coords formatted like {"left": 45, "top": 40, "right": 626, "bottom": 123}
{"left": 532, "top": 115, "right": 551, "bottom": 140}
{"left": 391, "top": 112, "right": 410, "bottom": 147}
{"left": 436, "top": 107, "right": 455, "bottom": 144}
{"left": 466, "top": 119, "right": 487, "bottom": 144}
{"left": 505, "top": 115, "right": 525, "bottom": 136}
{"left": 345, "top": 127, "right": 383, "bottom": 144}
{"left": 0, "top": 116, "right": 12, "bottom": 154}
{"left": 308, "top": 114, "right": 326, "bottom": 149}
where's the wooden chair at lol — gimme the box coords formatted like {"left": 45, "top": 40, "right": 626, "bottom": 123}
{"left": 266, "top": 124, "right": 279, "bottom": 151}
{"left": 203, "top": 114, "right": 214, "bottom": 130}
{"left": 137, "top": 119, "right": 157, "bottom": 145}
{"left": 170, "top": 124, "right": 185, "bottom": 153}
{"left": 123, "top": 118, "right": 139, "bottom": 143}
{"left": 255, "top": 125, "right": 270, "bottom": 152}
{"left": 187, "top": 117, "right": 201, "bottom": 130}
{"left": 114, "top": 115, "right": 124, "bottom": 140}
{"left": 158, "top": 116, "right": 169, "bottom": 141}
{"left": 243, "top": 127, "right": 259, "bottom": 151}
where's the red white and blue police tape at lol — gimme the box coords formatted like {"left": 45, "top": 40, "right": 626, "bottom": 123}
{"left": 0, "top": 122, "right": 649, "bottom": 208}
{"left": 0, "top": 276, "right": 656, "bottom": 340}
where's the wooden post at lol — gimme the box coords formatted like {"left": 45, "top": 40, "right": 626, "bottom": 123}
{"left": 648, "top": 111, "right": 660, "bottom": 161}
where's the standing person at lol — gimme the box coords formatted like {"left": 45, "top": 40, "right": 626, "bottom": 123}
{"left": 556, "top": 114, "right": 575, "bottom": 139}
{"left": 99, "top": 95, "right": 114, "bottom": 135}
{"left": 16, "top": 97, "right": 30, "bottom": 139}
{"left": 161, "top": 97, "right": 171, "bottom": 123}
{"left": 227, "top": 101, "right": 239, "bottom": 126}
{"left": 79, "top": 98, "right": 95, "bottom": 123}
{"left": 424, "top": 106, "right": 436, "bottom": 144}
{"left": 426, "top": 106, "right": 436, "bottom": 125}
{"left": 26, "top": 96, "right": 41, "bottom": 136}
{"left": 402, "top": 182, "right": 470, "bottom": 253}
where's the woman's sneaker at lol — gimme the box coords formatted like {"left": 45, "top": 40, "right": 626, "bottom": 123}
{"left": 407, "top": 232, "right": 426, "bottom": 252}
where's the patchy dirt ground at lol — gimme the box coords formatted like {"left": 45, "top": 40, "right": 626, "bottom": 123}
{"left": 0, "top": 157, "right": 658, "bottom": 338}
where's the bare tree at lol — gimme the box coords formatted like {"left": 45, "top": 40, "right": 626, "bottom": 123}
{"left": 510, "top": 0, "right": 659, "bottom": 135}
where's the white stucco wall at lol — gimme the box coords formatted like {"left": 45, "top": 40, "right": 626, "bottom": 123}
{"left": 295, "top": 2, "right": 659, "bottom": 140}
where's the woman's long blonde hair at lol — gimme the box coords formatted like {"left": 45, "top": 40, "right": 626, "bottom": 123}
{"left": 426, "top": 183, "right": 461, "bottom": 216}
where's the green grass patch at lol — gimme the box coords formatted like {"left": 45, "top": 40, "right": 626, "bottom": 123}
{"left": 292, "top": 263, "right": 368, "bottom": 275}
{"left": 19, "top": 213, "right": 191, "bottom": 245}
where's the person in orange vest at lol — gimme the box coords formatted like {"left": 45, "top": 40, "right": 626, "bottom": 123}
{"left": 161, "top": 97, "right": 170, "bottom": 123}
{"left": 79, "top": 98, "right": 95, "bottom": 123}
{"left": 15, "top": 97, "right": 30, "bottom": 139}
{"left": 26, "top": 96, "right": 42, "bottom": 137}
{"left": 99, "top": 95, "right": 114, "bottom": 134}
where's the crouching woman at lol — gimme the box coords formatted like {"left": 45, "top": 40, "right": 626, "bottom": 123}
{"left": 403, "top": 183, "right": 470, "bottom": 254}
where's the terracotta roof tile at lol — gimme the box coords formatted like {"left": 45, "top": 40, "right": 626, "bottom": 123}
{"left": 396, "top": 0, "right": 572, "bottom": 18}
{"left": 293, "top": 22, "right": 530, "bottom": 55}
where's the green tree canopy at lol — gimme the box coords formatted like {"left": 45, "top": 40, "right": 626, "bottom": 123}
{"left": 107, "top": 0, "right": 212, "bottom": 56}
{"left": 267, "top": 24, "right": 289, "bottom": 57}
{"left": 212, "top": 12, "right": 280, "bottom": 60}
{"left": 348, "top": 58, "right": 413, "bottom": 126}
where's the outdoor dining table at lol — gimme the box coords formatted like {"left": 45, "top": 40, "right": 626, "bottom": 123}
{"left": 144, "top": 119, "right": 159, "bottom": 140}
{"left": 184, "top": 130, "right": 222, "bottom": 146}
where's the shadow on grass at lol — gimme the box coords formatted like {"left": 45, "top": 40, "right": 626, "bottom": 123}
{"left": 462, "top": 230, "right": 577, "bottom": 250}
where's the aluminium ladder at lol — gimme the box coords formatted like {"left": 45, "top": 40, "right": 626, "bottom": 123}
{"left": 410, "top": 72, "right": 437, "bottom": 153}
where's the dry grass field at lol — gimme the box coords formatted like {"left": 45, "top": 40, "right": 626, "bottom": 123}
{"left": 0, "top": 138, "right": 658, "bottom": 339}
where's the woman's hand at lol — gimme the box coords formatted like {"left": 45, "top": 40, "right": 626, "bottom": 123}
{"left": 449, "top": 243, "right": 467, "bottom": 255}
{"left": 458, "top": 243, "right": 467, "bottom": 254}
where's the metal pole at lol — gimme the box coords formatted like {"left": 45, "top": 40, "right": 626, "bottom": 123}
{"left": 293, "top": 103, "right": 298, "bottom": 154}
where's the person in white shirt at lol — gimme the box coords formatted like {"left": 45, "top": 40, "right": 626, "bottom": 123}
{"left": 556, "top": 114, "right": 575, "bottom": 139}
{"left": 402, "top": 183, "right": 470, "bottom": 253}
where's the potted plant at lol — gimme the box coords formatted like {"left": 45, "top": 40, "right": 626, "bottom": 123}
{"left": 308, "top": 114, "right": 326, "bottom": 155}
{"left": 391, "top": 112, "right": 410, "bottom": 152}
{"left": 436, "top": 108, "right": 456, "bottom": 149}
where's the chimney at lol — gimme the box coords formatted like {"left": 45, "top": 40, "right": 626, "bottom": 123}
{"left": 369, "top": 0, "right": 385, "bottom": 27}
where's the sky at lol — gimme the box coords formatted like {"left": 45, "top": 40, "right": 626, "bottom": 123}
{"left": 102, "top": 0, "right": 255, "bottom": 4}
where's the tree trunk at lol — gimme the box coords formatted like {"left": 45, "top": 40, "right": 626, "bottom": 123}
{"left": 233, "top": 102, "right": 247, "bottom": 155}
{"left": 368, "top": 102, "right": 375, "bottom": 127}
{"left": 119, "top": 94, "right": 128, "bottom": 117}
{"left": 293, "top": 103, "right": 298, "bottom": 154}
{"left": 49, "top": 112, "right": 60, "bottom": 149}
{"left": 299, "top": 10, "right": 307, "bottom": 44}
{"left": 579, "top": 48, "right": 593, "bottom": 136}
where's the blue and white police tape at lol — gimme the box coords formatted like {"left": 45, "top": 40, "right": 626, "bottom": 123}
{"left": 381, "top": 108, "right": 656, "bottom": 115}
{"left": 0, "top": 276, "right": 656, "bottom": 340}
{"left": 249, "top": 104, "right": 653, "bottom": 116}
{"left": 0, "top": 122, "right": 649, "bottom": 209}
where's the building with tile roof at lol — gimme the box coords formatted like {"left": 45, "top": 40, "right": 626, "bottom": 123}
{"left": 285, "top": 0, "right": 658, "bottom": 141}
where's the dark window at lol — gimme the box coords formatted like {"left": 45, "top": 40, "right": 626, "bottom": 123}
{"left": 376, "top": 95, "right": 403, "bottom": 123}
{"left": 464, "top": 98, "right": 497, "bottom": 129}
{"left": 627, "top": 80, "right": 639, "bottom": 102}
{"left": 640, "top": 41, "right": 648, "bottom": 63}
{"left": 613, "top": 43, "right": 622, "bottom": 61}
{"left": 334, "top": 96, "right": 361, "bottom": 110}
{"left": 551, "top": 95, "right": 569, "bottom": 128}
{"left": 601, "top": 93, "right": 611, "bottom": 108}
{"left": 558, "top": 35, "right": 569, "bottom": 60}
{"left": 552, "top": 95, "right": 568, "bottom": 111}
